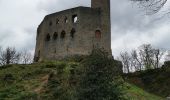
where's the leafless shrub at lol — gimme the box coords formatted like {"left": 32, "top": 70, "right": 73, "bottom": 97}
{"left": 0, "top": 47, "right": 21, "bottom": 65}
{"left": 119, "top": 44, "right": 165, "bottom": 73}
{"left": 165, "top": 50, "right": 170, "bottom": 61}
{"left": 120, "top": 52, "right": 131, "bottom": 73}
{"left": 20, "top": 50, "right": 33, "bottom": 64}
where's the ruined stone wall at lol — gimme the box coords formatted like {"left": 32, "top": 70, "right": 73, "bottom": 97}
{"left": 35, "top": 7, "right": 104, "bottom": 61}
{"left": 34, "top": 0, "right": 112, "bottom": 62}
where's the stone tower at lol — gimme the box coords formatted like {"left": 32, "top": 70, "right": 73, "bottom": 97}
{"left": 34, "top": 0, "right": 111, "bottom": 62}
{"left": 91, "top": 0, "right": 111, "bottom": 54}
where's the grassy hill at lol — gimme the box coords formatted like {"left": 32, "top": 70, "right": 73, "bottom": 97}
{"left": 124, "top": 61, "right": 170, "bottom": 98}
{"left": 126, "top": 83, "right": 163, "bottom": 100}
{"left": 0, "top": 61, "right": 164, "bottom": 100}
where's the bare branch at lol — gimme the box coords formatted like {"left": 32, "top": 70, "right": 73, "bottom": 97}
{"left": 20, "top": 50, "right": 33, "bottom": 64}
{"left": 0, "top": 47, "right": 21, "bottom": 65}
{"left": 131, "top": 0, "right": 168, "bottom": 15}
{"left": 119, "top": 44, "right": 165, "bottom": 72}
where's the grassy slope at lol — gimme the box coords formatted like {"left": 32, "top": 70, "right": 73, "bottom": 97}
{"left": 0, "top": 62, "right": 164, "bottom": 100}
{"left": 125, "top": 61, "right": 170, "bottom": 98}
{"left": 126, "top": 83, "right": 163, "bottom": 100}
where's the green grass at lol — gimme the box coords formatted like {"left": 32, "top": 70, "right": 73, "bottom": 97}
{"left": 126, "top": 83, "right": 164, "bottom": 100}
{"left": 0, "top": 61, "right": 80, "bottom": 99}
{"left": 125, "top": 63, "right": 170, "bottom": 98}
{"left": 0, "top": 62, "right": 165, "bottom": 100}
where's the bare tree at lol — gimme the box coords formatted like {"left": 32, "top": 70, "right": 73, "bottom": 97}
{"left": 131, "top": 0, "right": 168, "bottom": 15}
{"left": 0, "top": 46, "right": 2, "bottom": 66}
{"left": 131, "top": 50, "right": 143, "bottom": 71}
{"left": 0, "top": 47, "right": 21, "bottom": 65}
{"left": 165, "top": 50, "right": 170, "bottom": 61}
{"left": 120, "top": 52, "right": 131, "bottom": 73}
{"left": 138, "top": 44, "right": 155, "bottom": 69}
{"left": 20, "top": 50, "right": 33, "bottom": 64}
{"left": 119, "top": 44, "right": 165, "bottom": 72}
{"left": 138, "top": 44, "right": 165, "bottom": 69}
{"left": 152, "top": 49, "right": 164, "bottom": 68}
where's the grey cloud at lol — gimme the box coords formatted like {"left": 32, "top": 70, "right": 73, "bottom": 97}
{"left": 110, "top": 0, "right": 170, "bottom": 56}
{"left": 0, "top": 0, "right": 169, "bottom": 57}
{"left": 37, "top": 0, "right": 90, "bottom": 14}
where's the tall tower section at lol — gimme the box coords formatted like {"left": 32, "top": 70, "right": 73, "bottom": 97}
{"left": 91, "top": 0, "right": 111, "bottom": 54}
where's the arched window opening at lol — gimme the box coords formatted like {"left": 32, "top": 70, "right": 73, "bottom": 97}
{"left": 72, "top": 15, "right": 78, "bottom": 23}
{"left": 37, "top": 29, "right": 40, "bottom": 37}
{"left": 45, "top": 34, "right": 51, "bottom": 41}
{"left": 70, "top": 28, "right": 76, "bottom": 38}
{"left": 60, "top": 30, "right": 66, "bottom": 39}
{"left": 49, "top": 21, "right": 52, "bottom": 26}
{"left": 95, "top": 30, "right": 101, "bottom": 39}
{"left": 53, "top": 32, "right": 58, "bottom": 40}
{"left": 64, "top": 17, "right": 68, "bottom": 23}
{"left": 56, "top": 19, "right": 59, "bottom": 24}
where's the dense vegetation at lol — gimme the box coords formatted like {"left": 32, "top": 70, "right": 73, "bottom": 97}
{"left": 0, "top": 49, "right": 124, "bottom": 100}
{"left": 0, "top": 49, "right": 164, "bottom": 100}
{"left": 125, "top": 61, "right": 170, "bottom": 98}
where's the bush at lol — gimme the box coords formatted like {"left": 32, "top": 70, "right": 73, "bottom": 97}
{"left": 64, "top": 55, "right": 86, "bottom": 62}
{"left": 40, "top": 49, "right": 127, "bottom": 100}
{"left": 14, "top": 92, "right": 38, "bottom": 100}
{"left": 42, "top": 66, "right": 77, "bottom": 100}
{"left": 3, "top": 73, "right": 15, "bottom": 84}
{"left": 77, "top": 49, "right": 126, "bottom": 100}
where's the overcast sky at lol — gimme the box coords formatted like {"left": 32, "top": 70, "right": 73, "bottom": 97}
{"left": 0, "top": 0, "right": 170, "bottom": 57}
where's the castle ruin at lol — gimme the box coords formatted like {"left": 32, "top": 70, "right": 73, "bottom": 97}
{"left": 34, "top": 0, "right": 111, "bottom": 62}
